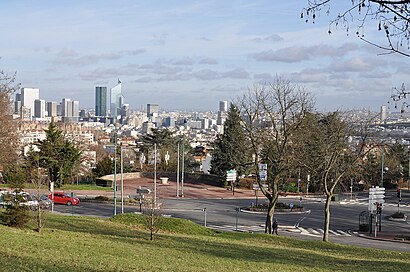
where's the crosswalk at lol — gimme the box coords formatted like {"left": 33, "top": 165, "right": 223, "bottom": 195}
{"left": 207, "top": 224, "right": 353, "bottom": 237}
{"left": 340, "top": 201, "right": 410, "bottom": 208}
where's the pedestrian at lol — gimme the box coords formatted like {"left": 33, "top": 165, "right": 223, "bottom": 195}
{"left": 272, "top": 218, "right": 278, "bottom": 235}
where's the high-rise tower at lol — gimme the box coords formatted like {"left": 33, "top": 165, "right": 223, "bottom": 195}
{"left": 110, "top": 79, "right": 123, "bottom": 118}
{"left": 95, "top": 86, "right": 108, "bottom": 116}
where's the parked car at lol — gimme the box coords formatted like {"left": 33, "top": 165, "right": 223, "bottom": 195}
{"left": 49, "top": 192, "right": 80, "bottom": 206}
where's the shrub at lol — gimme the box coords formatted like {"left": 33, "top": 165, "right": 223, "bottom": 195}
{"left": 0, "top": 205, "right": 30, "bottom": 227}
{"left": 391, "top": 212, "right": 406, "bottom": 219}
{"left": 94, "top": 195, "right": 109, "bottom": 202}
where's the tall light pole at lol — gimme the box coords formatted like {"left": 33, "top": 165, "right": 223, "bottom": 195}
{"left": 381, "top": 144, "right": 384, "bottom": 187}
{"left": 181, "top": 138, "right": 184, "bottom": 197}
{"left": 176, "top": 141, "right": 180, "bottom": 197}
{"left": 154, "top": 143, "right": 157, "bottom": 206}
{"left": 120, "top": 146, "right": 124, "bottom": 214}
{"left": 113, "top": 125, "right": 117, "bottom": 216}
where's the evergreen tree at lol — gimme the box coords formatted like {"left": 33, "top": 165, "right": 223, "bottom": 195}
{"left": 210, "top": 104, "right": 251, "bottom": 178}
{"left": 37, "top": 122, "right": 82, "bottom": 187}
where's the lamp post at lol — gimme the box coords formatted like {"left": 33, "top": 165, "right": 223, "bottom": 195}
{"left": 154, "top": 143, "right": 157, "bottom": 206}
{"left": 381, "top": 144, "right": 384, "bottom": 187}
{"left": 120, "top": 146, "right": 124, "bottom": 214}
{"left": 113, "top": 125, "right": 117, "bottom": 216}
{"left": 176, "top": 142, "right": 180, "bottom": 197}
{"left": 181, "top": 138, "right": 184, "bottom": 197}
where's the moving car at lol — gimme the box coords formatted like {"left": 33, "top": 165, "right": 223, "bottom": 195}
{"left": 49, "top": 192, "right": 80, "bottom": 206}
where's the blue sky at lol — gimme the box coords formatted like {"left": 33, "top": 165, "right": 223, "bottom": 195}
{"left": 0, "top": 0, "right": 408, "bottom": 111}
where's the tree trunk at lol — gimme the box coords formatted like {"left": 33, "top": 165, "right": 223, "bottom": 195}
{"left": 323, "top": 193, "right": 332, "bottom": 242}
{"left": 264, "top": 196, "right": 278, "bottom": 234}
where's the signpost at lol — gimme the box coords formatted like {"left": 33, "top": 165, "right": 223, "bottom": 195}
{"left": 368, "top": 186, "right": 385, "bottom": 236}
{"left": 252, "top": 183, "right": 268, "bottom": 206}
{"left": 226, "top": 170, "right": 237, "bottom": 196}
{"left": 258, "top": 163, "right": 267, "bottom": 182}
{"left": 136, "top": 187, "right": 151, "bottom": 212}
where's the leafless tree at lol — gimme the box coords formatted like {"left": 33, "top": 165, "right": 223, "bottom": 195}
{"left": 303, "top": 1, "right": 410, "bottom": 57}
{"left": 295, "top": 111, "right": 374, "bottom": 241}
{"left": 237, "top": 78, "right": 314, "bottom": 234}
{"left": 142, "top": 193, "right": 162, "bottom": 241}
{"left": 0, "top": 70, "right": 19, "bottom": 171}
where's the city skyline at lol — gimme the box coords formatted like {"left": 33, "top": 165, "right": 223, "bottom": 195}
{"left": 0, "top": 1, "right": 408, "bottom": 111}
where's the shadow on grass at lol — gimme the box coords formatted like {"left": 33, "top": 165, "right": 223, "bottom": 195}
{"left": 105, "top": 230, "right": 410, "bottom": 272}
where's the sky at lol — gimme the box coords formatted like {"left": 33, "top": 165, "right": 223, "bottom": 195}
{"left": 0, "top": 0, "right": 408, "bottom": 112}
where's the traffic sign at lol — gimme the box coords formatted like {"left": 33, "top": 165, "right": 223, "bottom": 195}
{"left": 137, "top": 188, "right": 151, "bottom": 194}
{"left": 226, "top": 169, "right": 237, "bottom": 182}
{"left": 258, "top": 164, "right": 267, "bottom": 181}
{"left": 252, "top": 183, "right": 268, "bottom": 190}
{"left": 368, "top": 186, "right": 385, "bottom": 213}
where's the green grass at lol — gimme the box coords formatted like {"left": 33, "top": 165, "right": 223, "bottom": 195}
{"left": 0, "top": 213, "right": 409, "bottom": 272}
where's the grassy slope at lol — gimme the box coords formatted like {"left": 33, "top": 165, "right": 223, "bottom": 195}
{"left": 0, "top": 213, "right": 408, "bottom": 272}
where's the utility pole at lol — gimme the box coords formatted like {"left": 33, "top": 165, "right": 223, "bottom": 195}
{"left": 154, "top": 143, "right": 157, "bottom": 206}
{"left": 177, "top": 142, "right": 180, "bottom": 197}
{"left": 113, "top": 124, "right": 117, "bottom": 216}
{"left": 381, "top": 144, "right": 384, "bottom": 187}
{"left": 120, "top": 146, "right": 124, "bottom": 214}
{"left": 181, "top": 138, "right": 185, "bottom": 197}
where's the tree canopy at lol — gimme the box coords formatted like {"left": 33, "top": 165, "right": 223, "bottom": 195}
{"left": 36, "top": 122, "right": 82, "bottom": 186}
{"left": 0, "top": 70, "right": 19, "bottom": 170}
{"left": 303, "top": 0, "right": 410, "bottom": 57}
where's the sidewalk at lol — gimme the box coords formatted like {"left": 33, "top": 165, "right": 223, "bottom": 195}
{"left": 357, "top": 231, "right": 410, "bottom": 244}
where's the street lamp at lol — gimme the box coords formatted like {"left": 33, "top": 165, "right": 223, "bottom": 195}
{"left": 113, "top": 124, "right": 117, "bottom": 216}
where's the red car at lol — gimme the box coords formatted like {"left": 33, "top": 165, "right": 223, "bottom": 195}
{"left": 49, "top": 192, "right": 80, "bottom": 206}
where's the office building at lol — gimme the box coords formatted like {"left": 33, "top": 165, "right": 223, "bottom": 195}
{"left": 46, "top": 101, "right": 57, "bottom": 117}
{"left": 34, "top": 99, "right": 46, "bottom": 118}
{"left": 217, "top": 100, "right": 228, "bottom": 125}
{"left": 62, "top": 98, "right": 72, "bottom": 117}
{"left": 219, "top": 100, "right": 228, "bottom": 112}
{"left": 380, "top": 105, "right": 387, "bottom": 123}
{"left": 110, "top": 79, "right": 123, "bottom": 118}
{"left": 72, "top": 100, "right": 79, "bottom": 117}
{"left": 95, "top": 86, "right": 108, "bottom": 116}
{"left": 147, "top": 103, "right": 159, "bottom": 117}
{"left": 21, "top": 87, "right": 40, "bottom": 118}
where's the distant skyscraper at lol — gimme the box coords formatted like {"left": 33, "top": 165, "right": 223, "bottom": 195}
{"left": 147, "top": 103, "right": 159, "bottom": 117}
{"left": 217, "top": 100, "right": 228, "bottom": 125}
{"left": 34, "top": 99, "right": 46, "bottom": 118}
{"left": 110, "top": 79, "right": 123, "bottom": 118}
{"left": 46, "top": 101, "right": 57, "bottom": 117}
{"left": 21, "top": 87, "right": 40, "bottom": 118}
{"left": 95, "top": 86, "right": 108, "bottom": 116}
{"left": 62, "top": 98, "right": 72, "bottom": 117}
{"left": 72, "top": 100, "right": 80, "bottom": 117}
{"left": 219, "top": 100, "right": 228, "bottom": 112}
{"left": 380, "top": 105, "right": 387, "bottom": 123}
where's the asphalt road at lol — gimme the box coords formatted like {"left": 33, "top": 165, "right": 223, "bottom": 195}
{"left": 52, "top": 195, "right": 410, "bottom": 252}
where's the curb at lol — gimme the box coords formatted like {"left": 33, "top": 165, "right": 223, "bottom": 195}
{"left": 352, "top": 231, "right": 410, "bottom": 244}
{"left": 239, "top": 208, "right": 311, "bottom": 215}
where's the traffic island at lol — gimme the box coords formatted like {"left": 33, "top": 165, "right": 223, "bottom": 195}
{"left": 241, "top": 202, "right": 306, "bottom": 214}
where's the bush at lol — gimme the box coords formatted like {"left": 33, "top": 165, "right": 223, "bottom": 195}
{"left": 0, "top": 205, "right": 30, "bottom": 227}
{"left": 94, "top": 195, "right": 109, "bottom": 202}
{"left": 391, "top": 212, "right": 406, "bottom": 219}
{"left": 95, "top": 179, "right": 112, "bottom": 187}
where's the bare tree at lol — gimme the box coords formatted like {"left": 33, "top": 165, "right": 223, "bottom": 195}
{"left": 142, "top": 193, "right": 162, "bottom": 241}
{"left": 237, "top": 78, "right": 314, "bottom": 234}
{"left": 0, "top": 70, "right": 19, "bottom": 171}
{"left": 303, "top": 1, "right": 410, "bottom": 57}
{"left": 296, "top": 111, "right": 374, "bottom": 241}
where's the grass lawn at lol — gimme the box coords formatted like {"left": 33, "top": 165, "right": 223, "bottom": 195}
{"left": 0, "top": 213, "right": 408, "bottom": 272}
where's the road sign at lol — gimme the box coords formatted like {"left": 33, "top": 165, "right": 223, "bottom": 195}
{"left": 137, "top": 188, "right": 151, "bottom": 194}
{"left": 258, "top": 164, "right": 267, "bottom": 181}
{"left": 226, "top": 169, "right": 237, "bottom": 182}
{"left": 252, "top": 183, "right": 268, "bottom": 190}
{"left": 368, "top": 186, "right": 385, "bottom": 213}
